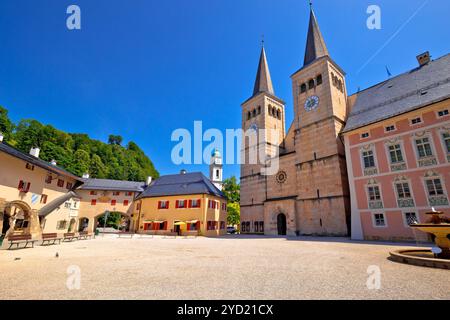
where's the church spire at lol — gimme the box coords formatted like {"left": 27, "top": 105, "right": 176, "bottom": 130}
{"left": 253, "top": 45, "right": 275, "bottom": 97}
{"left": 303, "top": 6, "right": 329, "bottom": 66}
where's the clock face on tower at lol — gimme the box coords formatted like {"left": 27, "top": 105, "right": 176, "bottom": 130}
{"left": 304, "top": 95, "right": 320, "bottom": 112}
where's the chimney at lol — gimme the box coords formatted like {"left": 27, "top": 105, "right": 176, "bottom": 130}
{"left": 50, "top": 159, "right": 57, "bottom": 166}
{"left": 146, "top": 176, "right": 152, "bottom": 186}
{"left": 180, "top": 169, "right": 187, "bottom": 175}
{"left": 29, "top": 147, "right": 40, "bottom": 158}
{"left": 0, "top": 132, "right": 4, "bottom": 143}
{"left": 82, "top": 173, "right": 90, "bottom": 179}
{"left": 417, "top": 51, "right": 431, "bottom": 67}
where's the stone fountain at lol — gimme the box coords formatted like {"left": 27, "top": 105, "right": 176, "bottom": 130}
{"left": 389, "top": 209, "right": 450, "bottom": 269}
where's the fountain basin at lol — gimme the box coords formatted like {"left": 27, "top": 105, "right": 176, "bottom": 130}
{"left": 389, "top": 249, "right": 450, "bottom": 270}
{"left": 410, "top": 224, "right": 450, "bottom": 259}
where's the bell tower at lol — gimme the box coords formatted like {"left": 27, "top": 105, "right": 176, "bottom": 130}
{"left": 292, "top": 6, "right": 350, "bottom": 236}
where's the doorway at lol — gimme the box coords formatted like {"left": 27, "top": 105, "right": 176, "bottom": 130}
{"left": 277, "top": 214, "right": 287, "bottom": 236}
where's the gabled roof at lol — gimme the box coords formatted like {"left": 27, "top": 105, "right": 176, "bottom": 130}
{"left": 304, "top": 8, "right": 329, "bottom": 66}
{"left": 0, "top": 142, "right": 83, "bottom": 182}
{"left": 39, "top": 191, "right": 80, "bottom": 217}
{"left": 137, "top": 172, "right": 224, "bottom": 199}
{"left": 78, "top": 178, "right": 146, "bottom": 192}
{"left": 344, "top": 53, "right": 450, "bottom": 133}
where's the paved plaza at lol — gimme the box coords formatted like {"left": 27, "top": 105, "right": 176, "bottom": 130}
{"left": 0, "top": 235, "right": 448, "bottom": 300}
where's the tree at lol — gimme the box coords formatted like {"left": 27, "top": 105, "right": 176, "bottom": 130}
{"left": 89, "top": 154, "right": 108, "bottom": 178}
{"left": 69, "top": 149, "right": 91, "bottom": 176}
{"left": 0, "top": 106, "right": 14, "bottom": 141}
{"left": 227, "top": 202, "right": 240, "bottom": 227}
{"left": 108, "top": 135, "right": 123, "bottom": 146}
{"left": 222, "top": 176, "right": 240, "bottom": 203}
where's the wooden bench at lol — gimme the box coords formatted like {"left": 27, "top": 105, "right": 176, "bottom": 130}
{"left": 41, "top": 233, "right": 62, "bottom": 246}
{"left": 118, "top": 232, "right": 134, "bottom": 238}
{"left": 63, "top": 233, "right": 78, "bottom": 242}
{"left": 7, "top": 235, "right": 37, "bottom": 250}
{"left": 78, "top": 231, "right": 94, "bottom": 240}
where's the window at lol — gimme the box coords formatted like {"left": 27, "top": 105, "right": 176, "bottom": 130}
{"left": 57, "top": 179, "right": 64, "bottom": 188}
{"left": 190, "top": 199, "right": 201, "bottom": 208}
{"left": 113, "top": 191, "right": 120, "bottom": 196}
{"left": 125, "top": 192, "right": 133, "bottom": 196}
{"left": 373, "top": 213, "right": 386, "bottom": 227}
{"left": 415, "top": 137, "right": 433, "bottom": 158}
{"left": 252, "top": 109, "right": 256, "bottom": 117}
{"left": 66, "top": 182, "right": 73, "bottom": 190}
{"left": 246, "top": 222, "right": 250, "bottom": 232}
{"left": 57, "top": 220, "right": 67, "bottom": 230}
{"left": 396, "top": 182, "right": 411, "bottom": 199}
{"left": 385, "top": 125, "right": 396, "bottom": 132}
{"left": 257, "top": 106, "right": 261, "bottom": 115}
{"left": 362, "top": 150, "right": 376, "bottom": 168}
{"left": 159, "top": 201, "right": 169, "bottom": 209}
{"left": 300, "top": 83, "right": 307, "bottom": 93}
{"left": 45, "top": 174, "right": 52, "bottom": 184}
{"left": 277, "top": 109, "right": 281, "bottom": 119}
{"left": 361, "top": 132, "right": 370, "bottom": 139}
{"left": 241, "top": 222, "right": 246, "bottom": 232}
{"left": 64, "top": 202, "right": 71, "bottom": 209}
{"left": 40, "top": 194, "right": 48, "bottom": 204}
{"left": 25, "top": 163, "right": 34, "bottom": 171}
{"left": 388, "top": 144, "right": 404, "bottom": 163}
{"left": 91, "top": 199, "right": 97, "bottom": 206}
{"left": 426, "top": 178, "right": 444, "bottom": 196}
{"left": 308, "top": 79, "right": 315, "bottom": 89}
{"left": 111, "top": 200, "right": 117, "bottom": 206}
{"left": 443, "top": 132, "right": 450, "bottom": 154}
{"left": 216, "top": 169, "right": 220, "bottom": 178}
{"left": 18, "top": 180, "right": 31, "bottom": 193}
{"left": 123, "top": 200, "right": 129, "bottom": 206}
{"left": 404, "top": 212, "right": 419, "bottom": 226}
{"left": 254, "top": 221, "right": 259, "bottom": 233}
{"left": 316, "top": 74, "right": 322, "bottom": 85}
{"left": 90, "top": 191, "right": 97, "bottom": 196}
{"left": 259, "top": 221, "right": 264, "bottom": 233}
{"left": 247, "top": 112, "right": 251, "bottom": 120}
{"left": 438, "top": 109, "right": 449, "bottom": 117}
{"left": 411, "top": 117, "right": 422, "bottom": 125}
{"left": 176, "top": 200, "right": 187, "bottom": 209}
{"left": 368, "top": 186, "right": 381, "bottom": 201}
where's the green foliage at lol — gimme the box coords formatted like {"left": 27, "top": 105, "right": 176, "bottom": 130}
{"left": 1, "top": 106, "right": 159, "bottom": 181}
{"left": 222, "top": 176, "right": 241, "bottom": 227}
{"left": 0, "top": 106, "right": 14, "bottom": 141}
{"left": 222, "top": 176, "right": 240, "bottom": 203}
{"left": 227, "top": 202, "right": 240, "bottom": 227}
{"left": 97, "top": 212, "right": 125, "bottom": 230}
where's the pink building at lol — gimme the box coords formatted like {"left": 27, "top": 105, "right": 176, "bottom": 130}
{"left": 343, "top": 53, "right": 450, "bottom": 241}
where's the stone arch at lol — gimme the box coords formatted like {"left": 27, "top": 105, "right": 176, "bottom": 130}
{"left": 94, "top": 211, "right": 132, "bottom": 233}
{"left": 1, "top": 201, "right": 32, "bottom": 238}
{"left": 277, "top": 213, "right": 287, "bottom": 236}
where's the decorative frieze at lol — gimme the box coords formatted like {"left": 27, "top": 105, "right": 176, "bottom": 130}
{"left": 369, "top": 200, "right": 383, "bottom": 210}
{"left": 397, "top": 198, "right": 415, "bottom": 208}
{"left": 418, "top": 156, "right": 437, "bottom": 167}
{"left": 391, "top": 162, "right": 407, "bottom": 172}
{"left": 429, "top": 195, "right": 449, "bottom": 206}
{"left": 364, "top": 167, "right": 378, "bottom": 176}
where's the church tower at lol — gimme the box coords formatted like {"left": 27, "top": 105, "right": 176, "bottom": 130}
{"left": 240, "top": 45, "right": 286, "bottom": 224}
{"left": 210, "top": 148, "right": 223, "bottom": 191}
{"left": 292, "top": 6, "right": 350, "bottom": 235}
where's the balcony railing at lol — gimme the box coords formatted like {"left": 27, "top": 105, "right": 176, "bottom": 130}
{"left": 397, "top": 198, "right": 415, "bottom": 208}
{"left": 428, "top": 195, "right": 449, "bottom": 207}
{"left": 390, "top": 162, "right": 407, "bottom": 172}
{"left": 369, "top": 200, "right": 383, "bottom": 210}
{"left": 418, "top": 156, "right": 437, "bottom": 167}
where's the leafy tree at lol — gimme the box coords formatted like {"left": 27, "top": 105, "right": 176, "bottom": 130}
{"left": 222, "top": 176, "right": 240, "bottom": 203}
{"left": 227, "top": 202, "right": 240, "bottom": 227}
{"left": 0, "top": 106, "right": 14, "bottom": 141}
{"left": 97, "top": 212, "right": 124, "bottom": 230}
{"left": 90, "top": 154, "right": 108, "bottom": 178}
{"left": 108, "top": 135, "right": 123, "bottom": 146}
{"left": 69, "top": 149, "right": 91, "bottom": 176}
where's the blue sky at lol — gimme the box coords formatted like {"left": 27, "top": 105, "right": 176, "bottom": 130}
{"left": 0, "top": 0, "right": 449, "bottom": 180}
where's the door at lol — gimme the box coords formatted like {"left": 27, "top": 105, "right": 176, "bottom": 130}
{"left": 277, "top": 214, "right": 287, "bottom": 236}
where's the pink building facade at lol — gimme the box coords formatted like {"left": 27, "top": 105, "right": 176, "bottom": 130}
{"left": 343, "top": 53, "right": 450, "bottom": 241}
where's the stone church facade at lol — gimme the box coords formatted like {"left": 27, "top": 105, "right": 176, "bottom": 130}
{"left": 240, "top": 8, "right": 351, "bottom": 236}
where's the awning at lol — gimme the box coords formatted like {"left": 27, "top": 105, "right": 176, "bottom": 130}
{"left": 186, "top": 220, "right": 199, "bottom": 224}
{"left": 174, "top": 221, "right": 186, "bottom": 226}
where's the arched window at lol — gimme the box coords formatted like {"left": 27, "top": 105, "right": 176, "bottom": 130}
{"left": 316, "top": 74, "right": 323, "bottom": 85}
{"left": 338, "top": 80, "right": 343, "bottom": 92}
{"left": 331, "top": 73, "right": 337, "bottom": 86}
{"left": 246, "top": 221, "right": 250, "bottom": 232}
{"left": 300, "top": 83, "right": 307, "bottom": 93}
{"left": 308, "top": 79, "right": 315, "bottom": 89}
{"left": 272, "top": 108, "right": 276, "bottom": 117}
{"left": 252, "top": 109, "right": 257, "bottom": 117}
{"left": 258, "top": 106, "right": 261, "bottom": 115}
{"left": 277, "top": 109, "right": 281, "bottom": 119}
{"left": 247, "top": 112, "right": 251, "bottom": 120}
{"left": 268, "top": 105, "right": 272, "bottom": 115}
{"left": 254, "top": 221, "right": 259, "bottom": 232}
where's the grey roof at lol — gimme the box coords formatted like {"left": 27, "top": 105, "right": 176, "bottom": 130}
{"left": 344, "top": 53, "right": 450, "bottom": 133}
{"left": 79, "top": 178, "right": 146, "bottom": 192}
{"left": 0, "top": 142, "right": 83, "bottom": 183}
{"left": 304, "top": 8, "right": 329, "bottom": 66}
{"left": 39, "top": 191, "right": 80, "bottom": 217}
{"left": 137, "top": 172, "right": 224, "bottom": 199}
{"left": 253, "top": 47, "right": 275, "bottom": 97}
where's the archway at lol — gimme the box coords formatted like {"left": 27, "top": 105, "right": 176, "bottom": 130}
{"left": 277, "top": 213, "right": 287, "bottom": 236}
{"left": 1, "top": 201, "right": 32, "bottom": 238}
{"left": 78, "top": 218, "right": 89, "bottom": 232}
{"left": 68, "top": 218, "right": 77, "bottom": 233}
{"left": 95, "top": 212, "right": 131, "bottom": 233}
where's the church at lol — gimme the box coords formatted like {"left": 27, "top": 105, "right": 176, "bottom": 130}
{"left": 240, "top": 7, "right": 352, "bottom": 236}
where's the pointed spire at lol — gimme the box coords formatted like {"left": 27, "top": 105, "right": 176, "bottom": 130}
{"left": 303, "top": 6, "right": 329, "bottom": 66}
{"left": 253, "top": 45, "right": 275, "bottom": 97}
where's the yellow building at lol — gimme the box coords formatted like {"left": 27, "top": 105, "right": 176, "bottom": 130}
{"left": 134, "top": 171, "right": 227, "bottom": 236}
{"left": 0, "top": 138, "right": 83, "bottom": 241}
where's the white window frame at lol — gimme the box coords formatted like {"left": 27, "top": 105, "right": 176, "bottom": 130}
{"left": 423, "top": 176, "right": 446, "bottom": 197}
{"left": 402, "top": 211, "right": 420, "bottom": 228}
{"left": 361, "top": 146, "right": 378, "bottom": 170}
{"left": 371, "top": 212, "right": 388, "bottom": 228}
{"left": 438, "top": 128, "right": 450, "bottom": 160}
{"left": 367, "top": 184, "right": 382, "bottom": 202}
{"left": 384, "top": 124, "right": 397, "bottom": 133}
{"left": 386, "top": 142, "right": 406, "bottom": 165}
{"left": 410, "top": 116, "right": 423, "bottom": 126}
{"left": 436, "top": 109, "right": 449, "bottom": 118}
{"left": 361, "top": 132, "right": 370, "bottom": 140}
